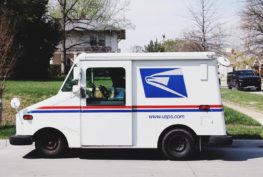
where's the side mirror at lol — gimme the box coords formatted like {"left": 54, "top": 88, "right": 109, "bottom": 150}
{"left": 72, "top": 85, "right": 80, "bottom": 94}
{"left": 11, "top": 98, "right": 20, "bottom": 109}
{"left": 73, "top": 67, "right": 80, "bottom": 80}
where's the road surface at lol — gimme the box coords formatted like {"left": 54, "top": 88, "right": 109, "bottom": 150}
{"left": 1, "top": 140, "right": 263, "bottom": 177}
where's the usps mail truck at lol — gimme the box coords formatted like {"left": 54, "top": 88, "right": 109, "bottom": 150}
{"left": 10, "top": 52, "right": 232, "bottom": 160}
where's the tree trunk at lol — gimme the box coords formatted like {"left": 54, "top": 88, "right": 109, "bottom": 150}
{"left": 61, "top": 34, "right": 66, "bottom": 75}
{"left": 0, "top": 89, "right": 3, "bottom": 124}
{"left": 60, "top": 0, "right": 66, "bottom": 75}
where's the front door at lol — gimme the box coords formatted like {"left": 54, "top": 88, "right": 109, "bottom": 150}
{"left": 80, "top": 61, "right": 133, "bottom": 146}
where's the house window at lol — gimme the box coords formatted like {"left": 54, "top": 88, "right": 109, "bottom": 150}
{"left": 98, "top": 34, "right": 105, "bottom": 47}
{"left": 90, "top": 34, "right": 97, "bottom": 46}
{"left": 86, "top": 68, "right": 126, "bottom": 105}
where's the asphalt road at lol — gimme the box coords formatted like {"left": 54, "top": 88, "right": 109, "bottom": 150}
{"left": 1, "top": 140, "right": 263, "bottom": 177}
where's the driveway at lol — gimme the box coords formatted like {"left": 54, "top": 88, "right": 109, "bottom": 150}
{"left": 1, "top": 140, "right": 263, "bottom": 177}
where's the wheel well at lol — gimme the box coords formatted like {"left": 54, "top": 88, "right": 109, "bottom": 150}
{"left": 33, "top": 128, "right": 68, "bottom": 146}
{"left": 157, "top": 124, "right": 197, "bottom": 148}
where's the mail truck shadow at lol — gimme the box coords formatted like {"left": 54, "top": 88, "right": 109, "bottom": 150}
{"left": 23, "top": 146, "right": 263, "bottom": 161}
{"left": 23, "top": 149, "right": 166, "bottom": 160}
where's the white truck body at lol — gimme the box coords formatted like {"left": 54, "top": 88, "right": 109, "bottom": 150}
{"left": 13, "top": 52, "right": 226, "bottom": 151}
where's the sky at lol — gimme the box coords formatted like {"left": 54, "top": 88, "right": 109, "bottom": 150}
{"left": 119, "top": 0, "right": 244, "bottom": 52}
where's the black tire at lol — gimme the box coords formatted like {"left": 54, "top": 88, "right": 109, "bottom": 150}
{"left": 256, "top": 86, "right": 261, "bottom": 91}
{"left": 236, "top": 82, "right": 242, "bottom": 90}
{"left": 228, "top": 85, "right": 232, "bottom": 89}
{"left": 35, "top": 131, "right": 67, "bottom": 158}
{"left": 161, "top": 129, "right": 195, "bottom": 160}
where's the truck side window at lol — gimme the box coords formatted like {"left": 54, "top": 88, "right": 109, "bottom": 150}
{"left": 86, "top": 68, "right": 126, "bottom": 106}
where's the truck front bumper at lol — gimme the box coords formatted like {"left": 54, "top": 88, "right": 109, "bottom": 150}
{"left": 9, "top": 135, "right": 33, "bottom": 145}
{"left": 207, "top": 135, "right": 233, "bottom": 146}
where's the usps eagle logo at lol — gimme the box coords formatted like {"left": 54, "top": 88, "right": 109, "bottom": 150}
{"left": 140, "top": 68, "right": 188, "bottom": 98}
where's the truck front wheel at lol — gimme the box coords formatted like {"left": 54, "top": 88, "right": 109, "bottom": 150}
{"left": 161, "top": 129, "right": 195, "bottom": 160}
{"left": 35, "top": 131, "right": 67, "bottom": 158}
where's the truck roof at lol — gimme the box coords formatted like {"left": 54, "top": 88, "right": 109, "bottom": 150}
{"left": 75, "top": 52, "right": 216, "bottom": 63}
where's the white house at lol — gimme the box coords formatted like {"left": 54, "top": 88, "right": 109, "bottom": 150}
{"left": 51, "top": 20, "right": 126, "bottom": 66}
{"left": 217, "top": 56, "right": 232, "bottom": 87}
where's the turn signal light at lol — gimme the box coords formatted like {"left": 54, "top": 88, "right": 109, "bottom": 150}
{"left": 23, "top": 115, "right": 33, "bottom": 120}
{"left": 199, "top": 105, "right": 210, "bottom": 111}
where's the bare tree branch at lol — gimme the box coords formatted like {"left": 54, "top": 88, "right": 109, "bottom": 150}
{"left": 242, "top": 0, "right": 263, "bottom": 57}
{"left": 185, "top": 0, "right": 225, "bottom": 53}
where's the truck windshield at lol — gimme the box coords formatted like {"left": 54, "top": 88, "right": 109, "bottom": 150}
{"left": 236, "top": 70, "right": 255, "bottom": 76}
{"left": 61, "top": 69, "right": 74, "bottom": 92}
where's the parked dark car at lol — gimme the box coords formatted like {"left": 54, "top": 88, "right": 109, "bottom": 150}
{"left": 227, "top": 70, "right": 261, "bottom": 91}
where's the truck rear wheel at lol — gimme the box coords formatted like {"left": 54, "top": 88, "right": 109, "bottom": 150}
{"left": 35, "top": 131, "right": 67, "bottom": 158}
{"left": 161, "top": 129, "right": 195, "bottom": 160}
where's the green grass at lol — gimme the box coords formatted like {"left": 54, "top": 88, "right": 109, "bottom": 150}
{"left": 224, "top": 106, "right": 261, "bottom": 126}
{"left": 2, "top": 81, "right": 62, "bottom": 125}
{"left": 221, "top": 88, "right": 263, "bottom": 112}
{"left": 5, "top": 81, "right": 62, "bottom": 97}
{"left": 224, "top": 106, "right": 263, "bottom": 139}
{"left": 93, "top": 77, "right": 113, "bottom": 89}
{"left": 226, "top": 125, "right": 263, "bottom": 139}
{"left": 0, "top": 125, "right": 15, "bottom": 139}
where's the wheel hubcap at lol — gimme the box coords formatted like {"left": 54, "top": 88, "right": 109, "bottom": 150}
{"left": 169, "top": 136, "right": 187, "bottom": 152}
{"left": 43, "top": 136, "right": 58, "bottom": 150}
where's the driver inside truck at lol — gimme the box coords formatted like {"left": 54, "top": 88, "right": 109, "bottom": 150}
{"left": 108, "top": 68, "right": 125, "bottom": 100}
{"left": 86, "top": 68, "right": 125, "bottom": 102}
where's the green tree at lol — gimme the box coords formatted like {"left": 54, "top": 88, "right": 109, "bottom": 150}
{"left": 145, "top": 38, "right": 204, "bottom": 53}
{"left": 0, "top": 0, "right": 62, "bottom": 80}
{"left": 145, "top": 40, "right": 165, "bottom": 52}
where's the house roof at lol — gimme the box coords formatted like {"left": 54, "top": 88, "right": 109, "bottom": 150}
{"left": 65, "top": 20, "right": 126, "bottom": 39}
{"left": 66, "top": 20, "right": 123, "bottom": 31}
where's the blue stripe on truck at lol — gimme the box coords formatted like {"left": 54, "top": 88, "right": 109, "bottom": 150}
{"left": 29, "top": 109, "right": 223, "bottom": 113}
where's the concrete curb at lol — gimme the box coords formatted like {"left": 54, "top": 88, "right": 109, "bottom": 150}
{"left": 0, "top": 139, "right": 9, "bottom": 149}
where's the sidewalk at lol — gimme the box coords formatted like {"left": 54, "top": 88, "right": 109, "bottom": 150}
{"left": 223, "top": 100, "right": 263, "bottom": 125}
{"left": 0, "top": 140, "right": 9, "bottom": 149}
